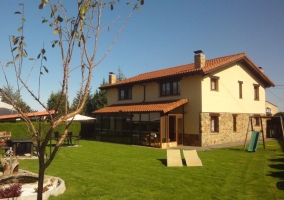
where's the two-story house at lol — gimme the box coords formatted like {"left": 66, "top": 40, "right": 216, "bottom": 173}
{"left": 93, "top": 51, "right": 275, "bottom": 148}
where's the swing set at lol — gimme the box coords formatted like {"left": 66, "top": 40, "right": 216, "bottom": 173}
{"left": 243, "top": 115, "right": 284, "bottom": 151}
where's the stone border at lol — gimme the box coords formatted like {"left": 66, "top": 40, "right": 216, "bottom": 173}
{"left": 1, "top": 170, "right": 66, "bottom": 200}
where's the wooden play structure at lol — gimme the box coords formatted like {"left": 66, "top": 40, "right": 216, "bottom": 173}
{"left": 0, "top": 131, "right": 11, "bottom": 150}
{"left": 244, "top": 116, "right": 284, "bottom": 151}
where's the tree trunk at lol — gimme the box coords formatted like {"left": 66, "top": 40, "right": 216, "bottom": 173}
{"left": 37, "top": 151, "right": 46, "bottom": 200}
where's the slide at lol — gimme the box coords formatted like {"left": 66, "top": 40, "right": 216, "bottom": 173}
{"left": 247, "top": 131, "right": 260, "bottom": 152}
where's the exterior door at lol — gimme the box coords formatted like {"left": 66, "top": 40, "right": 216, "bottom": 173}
{"left": 168, "top": 114, "right": 183, "bottom": 145}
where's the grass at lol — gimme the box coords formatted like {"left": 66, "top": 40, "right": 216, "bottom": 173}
{"left": 18, "top": 140, "right": 284, "bottom": 200}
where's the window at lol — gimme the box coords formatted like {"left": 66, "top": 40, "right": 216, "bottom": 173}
{"left": 238, "top": 81, "right": 243, "bottom": 99}
{"left": 266, "top": 107, "right": 271, "bottom": 116}
{"left": 210, "top": 76, "right": 219, "bottom": 91}
{"left": 119, "top": 88, "right": 132, "bottom": 100}
{"left": 172, "top": 81, "right": 180, "bottom": 95}
{"left": 210, "top": 113, "right": 220, "bottom": 132}
{"left": 232, "top": 114, "right": 237, "bottom": 132}
{"left": 254, "top": 115, "right": 260, "bottom": 126}
{"left": 253, "top": 84, "right": 259, "bottom": 100}
{"left": 160, "top": 80, "right": 180, "bottom": 96}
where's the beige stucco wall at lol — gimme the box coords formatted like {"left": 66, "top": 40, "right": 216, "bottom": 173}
{"left": 201, "top": 63, "right": 266, "bottom": 114}
{"left": 107, "top": 82, "right": 161, "bottom": 105}
{"left": 265, "top": 101, "right": 278, "bottom": 115}
{"left": 181, "top": 76, "right": 202, "bottom": 135}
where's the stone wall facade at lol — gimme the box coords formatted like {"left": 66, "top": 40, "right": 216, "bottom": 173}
{"left": 200, "top": 112, "right": 266, "bottom": 146}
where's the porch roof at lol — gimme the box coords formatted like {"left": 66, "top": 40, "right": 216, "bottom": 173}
{"left": 93, "top": 99, "right": 188, "bottom": 114}
{"left": 0, "top": 110, "right": 56, "bottom": 120}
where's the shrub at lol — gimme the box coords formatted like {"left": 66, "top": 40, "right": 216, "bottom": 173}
{"left": 0, "top": 121, "right": 84, "bottom": 139}
{"left": 0, "top": 183, "right": 22, "bottom": 198}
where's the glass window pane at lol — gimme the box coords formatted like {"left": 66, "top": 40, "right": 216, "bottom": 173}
{"left": 120, "top": 90, "right": 125, "bottom": 99}
{"left": 166, "top": 83, "right": 171, "bottom": 95}
{"left": 128, "top": 88, "right": 132, "bottom": 99}
{"left": 173, "top": 82, "right": 177, "bottom": 94}
{"left": 161, "top": 83, "right": 165, "bottom": 96}
{"left": 211, "top": 117, "right": 215, "bottom": 132}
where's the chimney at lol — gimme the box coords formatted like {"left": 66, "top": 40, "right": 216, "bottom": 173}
{"left": 194, "top": 50, "right": 205, "bottom": 69}
{"left": 258, "top": 67, "right": 264, "bottom": 73}
{"left": 109, "top": 72, "right": 116, "bottom": 84}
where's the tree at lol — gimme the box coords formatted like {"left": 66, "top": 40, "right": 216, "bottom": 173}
{"left": 117, "top": 66, "right": 126, "bottom": 81}
{"left": 0, "top": 1, "right": 143, "bottom": 199}
{"left": 47, "top": 91, "right": 69, "bottom": 117}
{"left": 90, "top": 78, "right": 107, "bottom": 111}
{"left": 1, "top": 85, "right": 33, "bottom": 112}
{"left": 92, "top": 88, "right": 107, "bottom": 110}
{"left": 274, "top": 112, "right": 284, "bottom": 120}
{"left": 70, "top": 89, "right": 92, "bottom": 115}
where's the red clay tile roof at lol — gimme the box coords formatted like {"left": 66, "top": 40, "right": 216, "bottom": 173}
{"left": 101, "top": 52, "right": 275, "bottom": 89}
{"left": 93, "top": 99, "right": 188, "bottom": 114}
{"left": 0, "top": 110, "right": 56, "bottom": 120}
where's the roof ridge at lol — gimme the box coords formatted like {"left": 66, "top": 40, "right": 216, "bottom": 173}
{"left": 127, "top": 52, "right": 246, "bottom": 77}
{"left": 101, "top": 52, "right": 268, "bottom": 89}
{"left": 206, "top": 52, "right": 246, "bottom": 62}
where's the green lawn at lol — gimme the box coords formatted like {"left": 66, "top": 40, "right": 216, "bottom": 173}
{"left": 18, "top": 140, "right": 284, "bottom": 200}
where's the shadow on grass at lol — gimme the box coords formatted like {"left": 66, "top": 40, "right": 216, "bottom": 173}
{"left": 268, "top": 164, "right": 284, "bottom": 170}
{"left": 267, "top": 144, "right": 284, "bottom": 190}
{"left": 227, "top": 148, "right": 244, "bottom": 151}
{"left": 276, "top": 181, "right": 284, "bottom": 190}
{"left": 157, "top": 159, "right": 187, "bottom": 167}
{"left": 158, "top": 159, "right": 167, "bottom": 166}
{"left": 277, "top": 139, "right": 284, "bottom": 152}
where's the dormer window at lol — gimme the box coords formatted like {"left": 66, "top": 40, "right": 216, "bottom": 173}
{"left": 119, "top": 88, "right": 132, "bottom": 100}
{"left": 160, "top": 80, "right": 180, "bottom": 96}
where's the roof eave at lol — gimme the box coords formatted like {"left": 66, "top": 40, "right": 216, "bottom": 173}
{"left": 100, "top": 71, "right": 203, "bottom": 90}
{"left": 203, "top": 57, "right": 275, "bottom": 88}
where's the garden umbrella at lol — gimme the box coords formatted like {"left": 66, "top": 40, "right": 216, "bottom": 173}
{"left": 66, "top": 114, "right": 96, "bottom": 122}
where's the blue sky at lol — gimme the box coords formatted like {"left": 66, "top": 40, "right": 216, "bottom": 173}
{"left": 0, "top": 0, "right": 283, "bottom": 112}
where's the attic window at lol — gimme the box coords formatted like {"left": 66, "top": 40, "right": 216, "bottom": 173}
{"left": 210, "top": 76, "right": 219, "bottom": 91}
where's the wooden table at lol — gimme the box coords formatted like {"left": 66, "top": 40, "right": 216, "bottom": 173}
{"left": 8, "top": 139, "right": 33, "bottom": 157}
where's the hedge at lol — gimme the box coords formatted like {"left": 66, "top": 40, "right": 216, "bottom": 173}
{"left": 0, "top": 121, "right": 95, "bottom": 139}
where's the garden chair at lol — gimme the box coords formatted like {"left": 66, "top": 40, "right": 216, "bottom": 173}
{"left": 53, "top": 132, "right": 59, "bottom": 142}
{"left": 73, "top": 136, "right": 81, "bottom": 145}
{"left": 67, "top": 132, "right": 73, "bottom": 145}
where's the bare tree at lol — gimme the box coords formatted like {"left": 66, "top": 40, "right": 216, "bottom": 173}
{"left": 0, "top": 0, "right": 143, "bottom": 199}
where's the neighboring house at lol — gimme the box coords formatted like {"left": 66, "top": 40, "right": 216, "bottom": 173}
{"left": 265, "top": 101, "right": 278, "bottom": 116}
{"left": 0, "top": 110, "right": 56, "bottom": 122}
{"left": 265, "top": 101, "right": 283, "bottom": 139}
{"left": 93, "top": 51, "right": 275, "bottom": 148}
{"left": 0, "top": 96, "right": 17, "bottom": 115}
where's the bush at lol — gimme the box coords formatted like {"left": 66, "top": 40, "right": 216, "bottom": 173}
{"left": 0, "top": 183, "right": 22, "bottom": 198}
{"left": 0, "top": 121, "right": 86, "bottom": 139}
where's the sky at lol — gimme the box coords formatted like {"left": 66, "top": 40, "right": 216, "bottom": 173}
{"left": 0, "top": 0, "right": 283, "bottom": 112}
